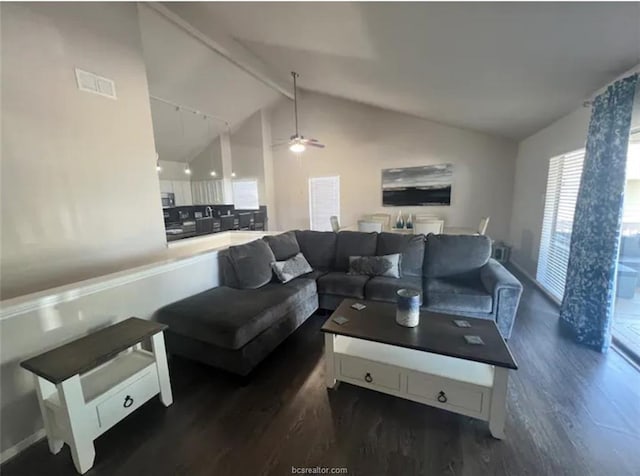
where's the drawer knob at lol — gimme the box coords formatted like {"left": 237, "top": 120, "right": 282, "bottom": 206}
{"left": 123, "top": 395, "right": 134, "bottom": 408}
{"left": 364, "top": 372, "right": 373, "bottom": 383}
{"left": 437, "top": 391, "right": 447, "bottom": 403}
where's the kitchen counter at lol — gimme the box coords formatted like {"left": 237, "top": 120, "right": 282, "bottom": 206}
{"left": 166, "top": 229, "right": 228, "bottom": 242}
{"left": 166, "top": 231, "right": 197, "bottom": 242}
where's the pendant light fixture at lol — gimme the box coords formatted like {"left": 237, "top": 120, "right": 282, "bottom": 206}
{"left": 156, "top": 152, "right": 162, "bottom": 173}
{"left": 207, "top": 115, "right": 217, "bottom": 177}
{"left": 178, "top": 107, "right": 191, "bottom": 175}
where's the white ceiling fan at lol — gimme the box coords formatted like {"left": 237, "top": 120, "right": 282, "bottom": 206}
{"left": 273, "top": 71, "right": 325, "bottom": 153}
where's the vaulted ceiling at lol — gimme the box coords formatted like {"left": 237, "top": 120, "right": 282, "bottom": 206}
{"left": 166, "top": 2, "right": 640, "bottom": 140}
{"left": 138, "top": 5, "right": 280, "bottom": 162}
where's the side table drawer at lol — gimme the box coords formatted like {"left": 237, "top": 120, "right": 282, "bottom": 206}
{"left": 338, "top": 355, "right": 401, "bottom": 391}
{"left": 407, "top": 373, "right": 484, "bottom": 415}
{"left": 96, "top": 371, "right": 159, "bottom": 431}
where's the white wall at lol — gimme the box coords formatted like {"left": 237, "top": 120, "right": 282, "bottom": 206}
{"left": 261, "top": 109, "right": 277, "bottom": 228}
{"left": 507, "top": 108, "right": 591, "bottom": 276}
{"left": 230, "top": 112, "right": 268, "bottom": 206}
{"left": 270, "top": 91, "right": 518, "bottom": 241}
{"left": 0, "top": 3, "right": 166, "bottom": 299}
{"left": 508, "top": 77, "right": 640, "bottom": 277}
{"left": 158, "top": 160, "right": 192, "bottom": 181}
{"left": 190, "top": 138, "right": 223, "bottom": 180}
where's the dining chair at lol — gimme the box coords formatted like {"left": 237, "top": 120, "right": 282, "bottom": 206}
{"left": 363, "top": 214, "right": 391, "bottom": 231}
{"left": 370, "top": 213, "right": 391, "bottom": 230}
{"left": 415, "top": 214, "right": 441, "bottom": 222}
{"left": 330, "top": 216, "right": 341, "bottom": 232}
{"left": 413, "top": 220, "right": 444, "bottom": 235}
{"left": 358, "top": 220, "right": 383, "bottom": 233}
{"left": 478, "top": 216, "right": 490, "bottom": 235}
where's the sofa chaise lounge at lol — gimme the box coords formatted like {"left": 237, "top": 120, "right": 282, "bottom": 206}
{"left": 155, "top": 230, "right": 522, "bottom": 376}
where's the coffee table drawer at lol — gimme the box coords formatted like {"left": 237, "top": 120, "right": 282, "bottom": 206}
{"left": 338, "top": 355, "right": 401, "bottom": 391}
{"left": 96, "top": 370, "right": 158, "bottom": 431}
{"left": 407, "top": 373, "right": 484, "bottom": 414}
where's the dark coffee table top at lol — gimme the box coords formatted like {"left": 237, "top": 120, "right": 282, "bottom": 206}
{"left": 21, "top": 317, "right": 167, "bottom": 383}
{"left": 321, "top": 299, "right": 517, "bottom": 370}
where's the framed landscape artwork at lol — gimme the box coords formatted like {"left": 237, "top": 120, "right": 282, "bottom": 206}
{"left": 382, "top": 164, "right": 453, "bottom": 206}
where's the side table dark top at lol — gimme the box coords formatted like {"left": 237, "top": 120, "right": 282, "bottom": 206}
{"left": 21, "top": 317, "right": 167, "bottom": 384}
{"left": 321, "top": 299, "right": 517, "bottom": 370}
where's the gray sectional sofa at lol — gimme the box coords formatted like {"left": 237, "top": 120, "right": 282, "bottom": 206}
{"left": 156, "top": 230, "right": 522, "bottom": 376}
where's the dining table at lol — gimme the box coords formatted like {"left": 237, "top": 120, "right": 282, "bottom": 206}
{"left": 442, "top": 227, "right": 479, "bottom": 235}
{"left": 388, "top": 226, "right": 479, "bottom": 235}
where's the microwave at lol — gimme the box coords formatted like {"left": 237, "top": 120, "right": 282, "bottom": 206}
{"left": 161, "top": 192, "right": 175, "bottom": 208}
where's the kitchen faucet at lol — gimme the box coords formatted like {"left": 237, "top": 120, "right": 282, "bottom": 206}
{"left": 205, "top": 206, "right": 213, "bottom": 217}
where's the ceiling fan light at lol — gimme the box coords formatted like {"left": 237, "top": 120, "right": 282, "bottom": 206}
{"left": 289, "top": 142, "right": 306, "bottom": 153}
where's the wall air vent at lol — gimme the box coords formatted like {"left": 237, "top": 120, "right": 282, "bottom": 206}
{"left": 75, "top": 68, "right": 117, "bottom": 99}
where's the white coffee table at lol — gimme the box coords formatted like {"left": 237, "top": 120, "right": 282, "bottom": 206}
{"left": 321, "top": 299, "right": 517, "bottom": 439}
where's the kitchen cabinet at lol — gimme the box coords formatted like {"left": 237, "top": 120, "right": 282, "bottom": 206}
{"left": 158, "top": 180, "right": 192, "bottom": 205}
{"left": 165, "top": 180, "right": 192, "bottom": 206}
{"left": 159, "top": 180, "right": 174, "bottom": 194}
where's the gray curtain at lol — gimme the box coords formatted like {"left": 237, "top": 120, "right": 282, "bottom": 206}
{"left": 559, "top": 74, "right": 638, "bottom": 352}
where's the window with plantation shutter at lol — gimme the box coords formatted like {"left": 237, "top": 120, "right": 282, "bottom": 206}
{"left": 536, "top": 150, "right": 585, "bottom": 301}
{"left": 309, "top": 176, "right": 340, "bottom": 231}
{"left": 232, "top": 180, "right": 259, "bottom": 210}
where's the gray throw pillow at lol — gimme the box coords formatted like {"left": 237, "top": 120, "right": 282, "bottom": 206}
{"left": 263, "top": 231, "right": 300, "bottom": 260}
{"left": 348, "top": 253, "right": 401, "bottom": 278}
{"left": 272, "top": 253, "right": 313, "bottom": 284}
{"left": 228, "top": 239, "right": 276, "bottom": 289}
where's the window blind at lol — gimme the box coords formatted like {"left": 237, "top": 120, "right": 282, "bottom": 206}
{"left": 232, "top": 180, "right": 259, "bottom": 210}
{"left": 536, "top": 150, "right": 585, "bottom": 301}
{"left": 309, "top": 176, "right": 340, "bottom": 231}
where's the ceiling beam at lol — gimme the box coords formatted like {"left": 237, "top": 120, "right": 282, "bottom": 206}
{"left": 146, "top": 2, "right": 294, "bottom": 100}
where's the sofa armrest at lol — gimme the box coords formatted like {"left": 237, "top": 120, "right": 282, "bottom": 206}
{"left": 480, "top": 259, "right": 523, "bottom": 339}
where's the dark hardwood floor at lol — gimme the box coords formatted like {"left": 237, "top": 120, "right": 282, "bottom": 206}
{"left": 4, "top": 268, "right": 640, "bottom": 476}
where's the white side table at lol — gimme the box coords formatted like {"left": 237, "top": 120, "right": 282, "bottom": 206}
{"left": 22, "top": 318, "right": 173, "bottom": 474}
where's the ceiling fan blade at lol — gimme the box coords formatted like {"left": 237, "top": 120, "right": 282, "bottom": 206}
{"left": 300, "top": 137, "right": 325, "bottom": 148}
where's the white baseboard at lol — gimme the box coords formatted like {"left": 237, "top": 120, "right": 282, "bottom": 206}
{"left": 508, "top": 259, "right": 561, "bottom": 306}
{"left": 0, "top": 429, "right": 46, "bottom": 464}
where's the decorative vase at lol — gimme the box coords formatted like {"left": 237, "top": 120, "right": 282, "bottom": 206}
{"left": 396, "top": 289, "right": 421, "bottom": 327}
{"left": 406, "top": 213, "right": 413, "bottom": 229}
{"left": 395, "top": 211, "right": 405, "bottom": 229}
